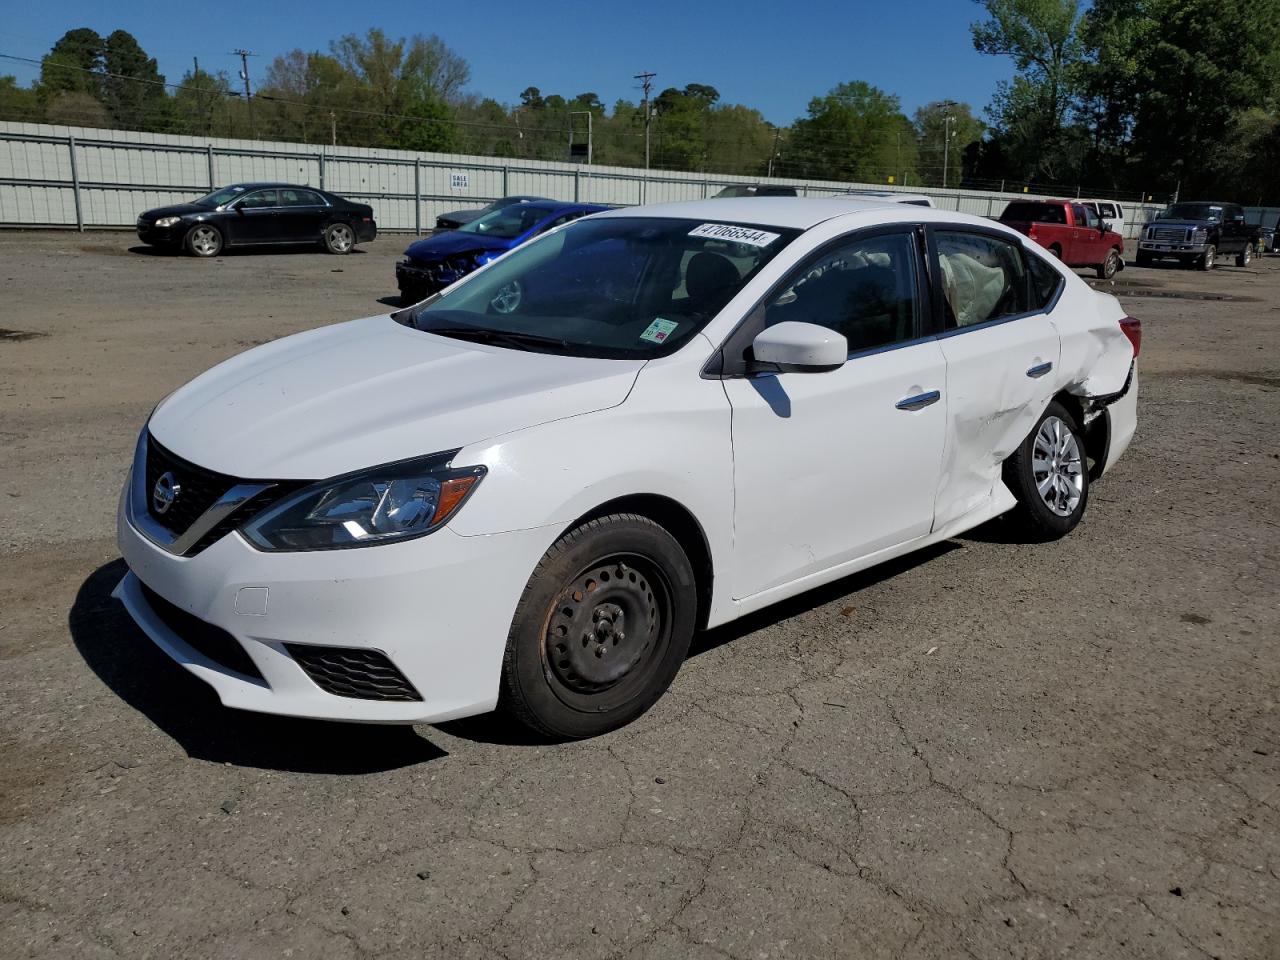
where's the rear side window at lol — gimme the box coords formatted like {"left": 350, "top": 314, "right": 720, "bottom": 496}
{"left": 1027, "top": 251, "right": 1064, "bottom": 310}
{"left": 765, "top": 231, "right": 921, "bottom": 353}
{"left": 935, "top": 231, "right": 1029, "bottom": 328}
{"left": 1002, "top": 202, "right": 1065, "bottom": 224}
{"left": 280, "top": 189, "right": 324, "bottom": 206}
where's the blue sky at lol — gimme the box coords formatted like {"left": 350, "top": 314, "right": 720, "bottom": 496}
{"left": 1, "top": 0, "right": 1012, "bottom": 123}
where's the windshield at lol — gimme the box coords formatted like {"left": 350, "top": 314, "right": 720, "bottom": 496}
{"left": 714, "top": 186, "right": 754, "bottom": 198}
{"left": 1162, "top": 203, "right": 1222, "bottom": 221}
{"left": 458, "top": 204, "right": 555, "bottom": 239}
{"left": 401, "top": 216, "right": 801, "bottom": 359}
{"left": 193, "top": 186, "right": 249, "bottom": 208}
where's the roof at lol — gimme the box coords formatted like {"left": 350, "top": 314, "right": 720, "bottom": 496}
{"left": 591, "top": 197, "right": 993, "bottom": 232}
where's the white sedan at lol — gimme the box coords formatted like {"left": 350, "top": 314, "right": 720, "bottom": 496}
{"left": 115, "top": 199, "right": 1140, "bottom": 739}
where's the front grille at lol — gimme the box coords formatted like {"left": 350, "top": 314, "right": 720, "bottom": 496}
{"left": 285, "top": 644, "right": 422, "bottom": 702}
{"left": 139, "top": 582, "right": 266, "bottom": 682}
{"left": 1150, "top": 226, "right": 1190, "bottom": 242}
{"left": 143, "top": 434, "right": 307, "bottom": 556}
{"left": 145, "top": 436, "right": 237, "bottom": 538}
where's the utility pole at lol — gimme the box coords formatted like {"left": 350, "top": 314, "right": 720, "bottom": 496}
{"left": 767, "top": 126, "right": 781, "bottom": 177}
{"left": 329, "top": 111, "right": 337, "bottom": 147}
{"left": 634, "top": 71, "right": 656, "bottom": 170}
{"left": 233, "top": 48, "right": 256, "bottom": 136}
{"left": 942, "top": 113, "right": 955, "bottom": 189}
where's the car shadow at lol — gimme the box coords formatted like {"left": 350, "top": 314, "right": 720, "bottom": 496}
{"left": 688, "top": 539, "right": 963, "bottom": 659}
{"left": 70, "top": 559, "right": 446, "bottom": 773}
{"left": 128, "top": 244, "right": 366, "bottom": 259}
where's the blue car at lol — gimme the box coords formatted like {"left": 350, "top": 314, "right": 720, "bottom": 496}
{"left": 396, "top": 200, "right": 609, "bottom": 303}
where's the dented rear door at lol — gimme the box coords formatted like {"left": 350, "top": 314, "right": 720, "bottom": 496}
{"left": 929, "top": 227, "right": 1061, "bottom": 530}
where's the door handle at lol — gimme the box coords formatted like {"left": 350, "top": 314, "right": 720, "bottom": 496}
{"left": 895, "top": 390, "right": 940, "bottom": 411}
{"left": 1026, "top": 361, "right": 1053, "bottom": 378}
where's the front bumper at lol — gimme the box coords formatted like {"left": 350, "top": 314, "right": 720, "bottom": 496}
{"left": 114, "top": 468, "right": 557, "bottom": 724}
{"left": 395, "top": 260, "right": 471, "bottom": 296}
{"left": 136, "top": 221, "right": 185, "bottom": 245}
{"left": 1138, "top": 239, "right": 1208, "bottom": 256}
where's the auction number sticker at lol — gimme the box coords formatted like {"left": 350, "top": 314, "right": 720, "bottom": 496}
{"left": 688, "top": 223, "right": 781, "bottom": 247}
{"left": 639, "top": 317, "right": 679, "bottom": 344}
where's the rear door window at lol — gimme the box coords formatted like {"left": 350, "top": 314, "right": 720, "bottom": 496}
{"left": 935, "top": 231, "right": 1030, "bottom": 328}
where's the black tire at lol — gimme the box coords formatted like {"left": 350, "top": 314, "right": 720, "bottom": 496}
{"left": 499, "top": 514, "right": 698, "bottom": 739}
{"left": 1135, "top": 251, "right": 1152, "bottom": 268}
{"left": 1097, "top": 249, "right": 1120, "bottom": 279}
{"left": 323, "top": 222, "right": 356, "bottom": 254}
{"left": 183, "top": 224, "right": 223, "bottom": 258}
{"left": 1002, "top": 401, "right": 1089, "bottom": 541}
{"left": 1236, "top": 243, "right": 1252, "bottom": 267}
{"left": 1197, "top": 244, "right": 1216, "bottom": 271}
{"left": 1048, "top": 244, "right": 1063, "bottom": 260}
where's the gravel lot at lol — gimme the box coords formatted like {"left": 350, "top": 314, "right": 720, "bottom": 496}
{"left": 1, "top": 232, "right": 1278, "bottom": 959}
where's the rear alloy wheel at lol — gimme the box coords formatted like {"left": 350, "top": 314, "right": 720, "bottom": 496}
{"left": 1197, "top": 244, "right": 1216, "bottom": 271}
{"left": 184, "top": 224, "right": 223, "bottom": 258}
{"left": 324, "top": 222, "right": 355, "bottom": 254}
{"left": 500, "top": 514, "right": 697, "bottom": 739}
{"left": 1003, "top": 401, "right": 1089, "bottom": 541}
{"left": 1097, "top": 249, "right": 1120, "bottom": 279}
{"left": 1236, "top": 243, "right": 1252, "bottom": 267}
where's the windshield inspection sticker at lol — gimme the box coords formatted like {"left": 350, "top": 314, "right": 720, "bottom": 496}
{"left": 688, "top": 223, "right": 781, "bottom": 247}
{"left": 639, "top": 318, "right": 679, "bottom": 344}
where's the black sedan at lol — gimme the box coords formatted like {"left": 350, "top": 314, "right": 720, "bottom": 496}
{"left": 135, "top": 183, "right": 377, "bottom": 257}
{"left": 435, "top": 195, "right": 549, "bottom": 230}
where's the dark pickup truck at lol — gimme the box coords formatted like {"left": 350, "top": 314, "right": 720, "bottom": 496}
{"left": 1136, "top": 202, "right": 1260, "bottom": 270}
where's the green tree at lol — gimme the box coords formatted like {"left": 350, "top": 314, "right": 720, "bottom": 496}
{"left": 100, "top": 30, "right": 166, "bottom": 128}
{"left": 38, "top": 28, "right": 103, "bottom": 100}
{"left": 784, "top": 81, "right": 907, "bottom": 182}
{"left": 970, "top": 0, "right": 1086, "bottom": 180}
{"left": 173, "top": 67, "right": 231, "bottom": 136}
{"left": 0, "top": 76, "right": 41, "bottom": 121}
{"left": 1082, "top": 0, "right": 1280, "bottom": 195}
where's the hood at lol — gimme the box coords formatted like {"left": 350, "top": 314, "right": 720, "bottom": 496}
{"left": 439, "top": 208, "right": 483, "bottom": 224}
{"left": 140, "top": 202, "right": 206, "bottom": 220}
{"left": 148, "top": 315, "right": 645, "bottom": 480}
{"left": 405, "top": 230, "right": 511, "bottom": 262}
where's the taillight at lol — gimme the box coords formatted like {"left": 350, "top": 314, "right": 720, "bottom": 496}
{"left": 1028, "top": 223, "right": 1038, "bottom": 238}
{"left": 1119, "top": 316, "right": 1141, "bottom": 358}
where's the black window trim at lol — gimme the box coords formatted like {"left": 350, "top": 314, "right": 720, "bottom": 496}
{"left": 705, "top": 222, "right": 936, "bottom": 378}
{"left": 925, "top": 223, "right": 1064, "bottom": 340}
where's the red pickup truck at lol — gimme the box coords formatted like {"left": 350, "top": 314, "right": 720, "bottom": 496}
{"left": 999, "top": 200, "right": 1125, "bottom": 279}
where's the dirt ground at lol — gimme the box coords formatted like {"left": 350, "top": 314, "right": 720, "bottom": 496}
{"left": 1, "top": 232, "right": 1277, "bottom": 960}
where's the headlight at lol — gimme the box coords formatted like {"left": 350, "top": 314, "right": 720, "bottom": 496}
{"left": 155, "top": 216, "right": 182, "bottom": 228}
{"left": 1192, "top": 228, "right": 1207, "bottom": 242}
{"left": 241, "top": 452, "right": 485, "bottom": 551}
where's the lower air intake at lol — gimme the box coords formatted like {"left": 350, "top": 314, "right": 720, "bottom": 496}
{"left": 139, "top": 583, "right": 266, "bottom": 682}
{"left": 285, "top": 644, "right": 423, "bottom": 702}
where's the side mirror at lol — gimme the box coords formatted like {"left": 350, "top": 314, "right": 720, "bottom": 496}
{"left": 1100, "top": 222, "right": 1111, "bottom": 233}
{"left": 751, "top": 322, "right": 847, "bottom": 372}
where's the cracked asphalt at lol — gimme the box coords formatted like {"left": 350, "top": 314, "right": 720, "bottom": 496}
{"left": 1, "top": 233, "right": 1278, "bottom": 959}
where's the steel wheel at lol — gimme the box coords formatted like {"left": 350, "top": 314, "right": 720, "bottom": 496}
{"left": 490, "top": 280, "right": 523, "bottom": 314}
{"left": 541, "top": 553, "right": 673, "bottom": 713}
{"left": 325, "top": 223, "right": 354, "bottom": 254}
{"left": 1032, "top": 415, "right": 1084, "bottom": 517}
{"left": 186, "top": 225, "right": 221, "bottom": 257}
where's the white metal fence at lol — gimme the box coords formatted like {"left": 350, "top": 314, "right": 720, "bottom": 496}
{"left": 0, "top": 120, "right": 1226, "bottom": 242}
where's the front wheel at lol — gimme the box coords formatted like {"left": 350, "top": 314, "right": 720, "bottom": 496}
{"left": 184, "top": 224, "right": 223, "bottom": 258}
{"left": 1236, "top": 244, "right": 1252, "bottom": 267}
{"left": 1135, "top": 251, "right": 1152, "bottom": 268}
{"left": 323, "top": 222, "right": 355, "bottom": 254}
{"left": 1097, "top": 249, "right": 1120, "bottom": 279}
{"left": 1002, "top": 401, "right": 1089, "bottom": 541}
{"left": 1197, "top": 245, "right": 1216, "bottom": 270}
{"left": 499, "top": 514, "right": 698, "bottom": 739}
